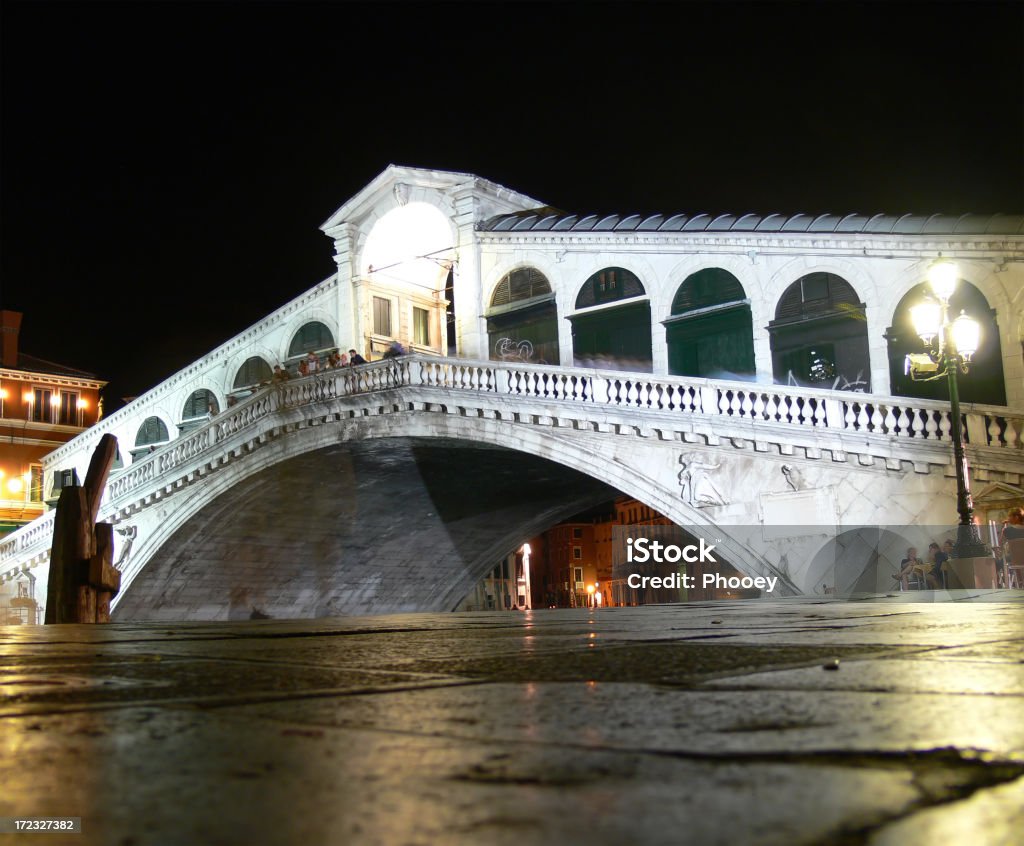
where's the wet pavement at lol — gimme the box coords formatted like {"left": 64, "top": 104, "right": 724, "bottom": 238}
{"left": 1, "top": 593, "right": 1023, "bottom": 845}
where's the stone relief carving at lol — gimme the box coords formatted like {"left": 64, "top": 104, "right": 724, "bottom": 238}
{"left": 114, "top": 525, "right": 138, "bottom": 570}
{"left": 678, "top": 454, "right": 727, "bottom": 508}
{"left": 781, "top": 464, "right": 807, "bottom": 491}
{"left": 393, "top": 183, "right": 409, "bottom": 206}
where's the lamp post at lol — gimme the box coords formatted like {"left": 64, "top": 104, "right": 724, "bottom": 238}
{"left": 905, "top": 259, "right": 989, "bottom": 559}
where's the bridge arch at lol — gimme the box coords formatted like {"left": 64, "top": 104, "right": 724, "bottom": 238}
{"left": 110, "top": 408, "right": 791, "bottom": 621}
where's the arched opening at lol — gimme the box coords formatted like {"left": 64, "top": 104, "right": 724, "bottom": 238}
{"left": 232, "top": 357, "right": 272, "bottom": 392}
{"left": 180, "top": 389, "right": 220, "bottom": 434}
{"left": 666, "top": 268, "right": 754, "bottom": 379}
{"left": 360, "top": 202, "right": 452, "bottom": 358}
{"left": 570, "top": 267, "right": 652, "bottom": 372}
{"left": 769, "top": 273, "right": 870, "bottom": 391}
{"left": 111, "top": 437, "right": 769, "bottom": 622}
{"left": 287, "top": 322, "right": 336, "bottom": 360}
{"left": 132, "top": 416, "right": 169, "bottom": 459}
{"left": 486, "top": 267, "right": 559, "bottom": 364}
{"left": 886, "top": 280, "right": 1006, "bottom": 405}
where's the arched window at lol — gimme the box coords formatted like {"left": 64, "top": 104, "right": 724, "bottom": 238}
{"left": 287, "top": 322, "right": 335, "bottom": 358}
{"left": 571, "top": 268, "right": 651, "bottom": 372}
{"left": 135, "top": 416, "right": 169, "bottom": 448}
{"left": 486, "top": 267, "right": 559, "bottom": 364}
{"left": 233, "top": 357, "right": 272, "bottom": 390}
{"left": 886, "top": 280, "right": 1005, "bottom": 405}
{"left": 769, "top": 274, "right": 870, "bottom": 391}
{"left": 774, "top": 273, "right": 861, "bottom": 321}
{"left": 667, "top": 269, "right": 754, "bottom": 379}
{"left": 671, "top": 268, "right": 746, "bottom": 314}
{"left": 575, "top": 267, "right": 645, "bottom": 309}
{"left": 182, "top": 389, "right": 219, "bottom": 421}
{"left": 490, "top": 267, "right": 552, "bottom": 308}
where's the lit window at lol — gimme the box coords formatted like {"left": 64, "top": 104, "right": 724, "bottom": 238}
{"left": 58, "top": 391, "right": 79, "bottom": 426}
{"left": 31, "top": 388, "right": 51, "bottom": 422}
{"left": 29, "top": 465, "right": 43, "bottom": 502}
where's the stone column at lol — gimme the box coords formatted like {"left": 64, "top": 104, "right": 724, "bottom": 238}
{"left": 749, "top": 298, "right": 775, "bottom": 385}
{"left": 451, "top": 189, "right": 485, "bottom": 360}
{"left": 864, "top": 303, "right": 892, "bottom": 396}
{"left": 327, "top": 222, "right": 359, "bottom": 352}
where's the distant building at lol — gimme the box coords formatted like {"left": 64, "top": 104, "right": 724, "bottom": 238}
{"left": 455, "top": 542, "right": 536, "bottom": 611}
{"left": 0, "top": 311, "right": 106, "bottom": 620}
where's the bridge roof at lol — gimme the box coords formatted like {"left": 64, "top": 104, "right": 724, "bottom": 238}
{"left": 479, "top": 210, "right": 1024, "bottom": 236}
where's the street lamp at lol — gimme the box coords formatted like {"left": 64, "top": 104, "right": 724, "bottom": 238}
{"left": 904, "top": 259, "right": 989, "bottom": 559}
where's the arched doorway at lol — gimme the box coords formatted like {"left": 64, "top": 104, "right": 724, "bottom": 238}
{"left": 886, "top": 280, "right": 1006, "bottom": 405}
{"left": 360, "top": 202, "right": 453, "bottom": 359}
{"left": 666, "top": 268, "right": 754, "bottom": 379}
{"left": 486, "top": 267, "right": 559, "bottom": 364}
{"left": 570, "top": 267, "right": 652, "bottom": 372}
{"left": 769, "top": 273, "right": 870, "bottom": 391}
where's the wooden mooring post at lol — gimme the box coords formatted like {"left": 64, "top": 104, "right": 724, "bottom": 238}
{"left": 44, "top": 433, "right": 122, "bottom": 624}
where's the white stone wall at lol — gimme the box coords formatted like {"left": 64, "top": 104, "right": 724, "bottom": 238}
{"left": 477, "top": 237, "right": 1024, "bottom": 406}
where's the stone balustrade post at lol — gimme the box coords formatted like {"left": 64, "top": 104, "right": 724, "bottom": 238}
{"left": 699, "top": 387, "right": 719, "bottom": 417}
{"left": 964, "top": 412, "right": 987, "bottom": 447}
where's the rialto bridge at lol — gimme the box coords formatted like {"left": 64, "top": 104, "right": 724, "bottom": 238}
{"left": 2, "top": 166, "right": 1023, "bottom": 619}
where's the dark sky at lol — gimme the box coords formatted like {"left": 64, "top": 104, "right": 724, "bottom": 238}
{"left": 2, "top": 1, "right": 1022, "bottom": 406}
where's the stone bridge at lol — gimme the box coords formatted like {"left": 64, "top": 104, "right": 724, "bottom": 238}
{"left": 2, "top": 356, "right": 1022, "bottom": 619}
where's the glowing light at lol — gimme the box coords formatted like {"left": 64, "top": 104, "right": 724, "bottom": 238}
{"left": 6, "top": 477, "right": 23, "bottom": 495}
{"left": 951, "top": 311, "right": 980, "bottom": 359}
{"left": 50, "top": 394, "right": 61, "bottom": 406}
{"left": 23, "top": 392, "right": 34, "bottom": 404}
{"left": 928, "top": 259, "right": 959, "bottom": 302}
{"left": 0, "top": 388, "right": 7, "bottom": 399}
{"left": 910, "top": 300, "right": 942, "bottom": 343}
{"left": 361, "top": 202, "right": 454, "bottom": 290}
{"left": 77, "top": 398, "right": 87, "bottom": 410}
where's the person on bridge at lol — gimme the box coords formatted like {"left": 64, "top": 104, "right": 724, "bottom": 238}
{"left": 305, "top": 351, "right": 321, "bottom": 372}
{"left": 381, "top": 341, "right": 407, "bottom": 359}
{"left": 348, "top": 348, "right": 367, "bottom": 365}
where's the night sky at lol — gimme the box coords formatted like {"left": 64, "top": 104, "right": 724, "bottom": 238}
{"left": 2, "top": 1, "right": 1022, "bottom": 408}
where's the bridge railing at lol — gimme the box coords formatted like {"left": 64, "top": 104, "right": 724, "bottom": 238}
{"left": 3, "top": 355, "right": 1022, "bottom": 572}
{"left": 410, "top": 356, "right": 1023, "bottom": 449}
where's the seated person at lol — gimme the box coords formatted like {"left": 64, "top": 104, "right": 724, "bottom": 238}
{"left": 895, "top": 547, "right": 925, "bottom": 590}
{"left": 927, "top": 542, "right": 948, "bottom": 589}
{"left": 1001, "top": 507, "right": 1024, "bottom": 552}
{"left": 348, "top": 348, "right": 367, "bottom": 366}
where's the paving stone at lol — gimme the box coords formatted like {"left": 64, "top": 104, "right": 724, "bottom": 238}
{"left": 0, "top": 598, "right": 1022, "bottom": 844}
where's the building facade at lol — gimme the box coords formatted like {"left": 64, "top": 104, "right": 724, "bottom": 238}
{"left": 0, "top": 310, "right": 106, "bottom": 623}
